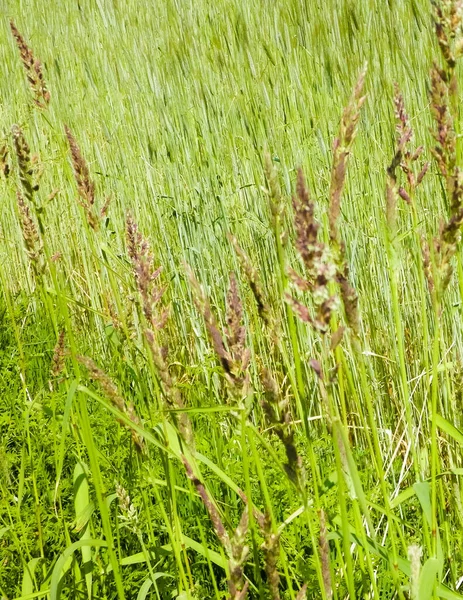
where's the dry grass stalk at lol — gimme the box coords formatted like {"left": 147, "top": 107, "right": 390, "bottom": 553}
{"left": 10, "top": 20, "right": 50, "bottom": 108}
{"left": 65, "top": 126, "right": 99, "bottom": 230}
{"left": 126, "top": 215, "right": 194, "bottom": 446}
{"left": 78, "top": 356, "right": 144, "bottom": 452}
{"left": 182, "top": 456, "right": 249, "bottom": 600}
{"left": 187, "top": 267, "right": 251, "bottom": 399}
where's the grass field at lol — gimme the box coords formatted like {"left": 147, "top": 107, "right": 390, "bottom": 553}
{"left": 2, "top": 0, "right": 463, "bottom": 598}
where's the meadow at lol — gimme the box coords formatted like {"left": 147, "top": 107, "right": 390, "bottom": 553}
{"left": 2, "top": 0, "right": 463, "bottom": 598}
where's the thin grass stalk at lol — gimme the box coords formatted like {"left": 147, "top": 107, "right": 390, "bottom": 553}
{"left": 264, "top": 156, "right": 306, "bottom": 419}
{"left": 384, "top": 118, "right": 420, "bottom": 479}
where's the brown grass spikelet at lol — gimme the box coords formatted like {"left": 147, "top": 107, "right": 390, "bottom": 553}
{"left": 228, "top": 508, "right": 250, "bottom": 600}
{"left": 16, "top": 190, "right": 43, "bottom": 273}
{"left": 182, "top": 455, "right": 231, "bottom": 551}
{"left": 391, "top": 84, "right": 430, "bottom": 202}
{"left": 78, "top": 356, "right": 144, "bottom": 452}
{"left": 126, "top": 215, "right": 194, "bottom": 446}
{"left": 424, "top": 23, "right": 463, "bottom": 297}
{"left": 65, "top": 125, "right": 99, "bottom": 230}
{"left": 228, "top": 234, "right": 273, "bottom": 328}
{"left": 429, "top": 66, "right": 461, "bottom": 211}
{"left": 261, "top": 513, "right": 281, "bottom": 600}
{"left": 421, "top": 237, "right": 436, "bottom": 297}
{"left": 12, "top": 125, "right": 37, "bottom": 205}
{"left": 225, "top": 273, "right": 251, "bottom": 384}
{"left": 144, "top": 329, "right": 195, "bottom": 447}
{"left": 293, "top": 168, "right": 322, "bottom": 274}
{"left": 329, "top": 63, "right": 367, "bottom": 245}
{"left": 50, "top": 331, "right": 66, "bottom": 379}
{"left": 432, "top": 1, "right": 463, "bottom": 69}
{"left": 126, "top": 213, "right": 167, "bottom": 329}
{"left": 10, "top": 20, "right": 50, "bottom": 108}
{"left": 287, "top": 168, "right": 339, "bottom": 335}
{"left": 187, "top": 266, "right": 251, "bottom": 396}
{"left": 0, "top": 145, "right": 10, "bottom": 178}
{"left": 337, "top": 268, "right": 361, "bottom": 337}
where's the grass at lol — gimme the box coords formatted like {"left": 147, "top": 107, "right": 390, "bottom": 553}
{"left": 2, "top": 0, "right": 463, "bottom": 598}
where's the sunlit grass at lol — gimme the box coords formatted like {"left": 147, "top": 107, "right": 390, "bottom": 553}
{"left": 2, "top": 0, "right": 463, "bottom": 599}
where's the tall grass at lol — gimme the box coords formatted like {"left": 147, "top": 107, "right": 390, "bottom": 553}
{"left": 2, "top": 0, "right": 463, "bottom": 598}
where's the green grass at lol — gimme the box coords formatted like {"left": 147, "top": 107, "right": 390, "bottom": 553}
{"left": 2, "top": 0, "right": 463, "bottom": 598}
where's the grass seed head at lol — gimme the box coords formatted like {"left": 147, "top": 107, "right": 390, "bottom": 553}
{"left": 329, "top": 63, "right": 367, "bottom": 244}
{"left": 407, "top": 544, "right": 422, "bottom": 600}
{"left": 261, "top": 513, "right": 281, "bottom": 600}
{"left": 16, "top": 190, "right": 42, "bottom": 273}
{"left": 12, "top": 125, "right": 37, "bottom": 204}
{"left": 182, "top": 455, "right": 231, "bottom": 553}
{"left": 228, "top": 234, "right": 273, "bottom": 329}
{"left": 10, "top": 20, "right": 50, "bottom": 108}
{"left": 65, "top": 125, "right": 99, "bottom": 230}
{"left": 0, "top": 145, "right": 10, "bottom": 178}
{"left": 50, "top": 331, "right": 66, "bottom": 380}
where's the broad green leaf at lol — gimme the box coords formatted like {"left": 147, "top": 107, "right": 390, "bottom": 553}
{"left": 419, "top": 558, "right": 440, "bottom": 600}
{"left": 50, "top": 539, "right": 107, "bottom": 600}
{"left": 21, "top": 557, "right": 42, "bottom": 596}
{"left": 137, "top": 574, "right": 174, "bottom": 600}
{"left": 54, "top": 380, "right": 78, "bottom": 503}
{"left": 73, "top": 462, "right": 93, "bottom": 599}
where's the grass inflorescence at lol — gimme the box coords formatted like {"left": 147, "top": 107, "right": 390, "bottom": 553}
{"left": 3, "top": 1, "right": 463, "bottom": 599}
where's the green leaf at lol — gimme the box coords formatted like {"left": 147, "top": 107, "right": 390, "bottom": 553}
{"left": 419, "top": 558, "right": 440, "bottom": 600}
{"left": 73, "top": 462, "right": 93, "bottom": 598}
{"left": 436, "top": 415, "right": 463, "bottom": 446}
{"left": 54, "top": 380, "right": 78, "bottom": 503}
{"left": 50, "top": 539, "right": 107, "bottom": 600}
{"left": 136, "top": 574, "right": 173, "bottom": 600}
{"left": 21, "top": 557, "right": 42, "bottom": 596}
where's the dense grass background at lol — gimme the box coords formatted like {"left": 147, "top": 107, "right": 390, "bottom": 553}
{"left": 2, "top": 0, "right": 463, "bottom": 598}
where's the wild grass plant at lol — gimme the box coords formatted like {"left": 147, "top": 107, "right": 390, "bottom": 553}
{"left": 3, "top": 0, "right": 463, "bottom": 598}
